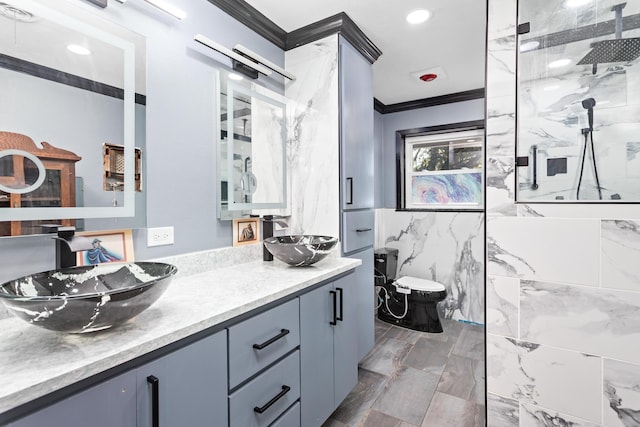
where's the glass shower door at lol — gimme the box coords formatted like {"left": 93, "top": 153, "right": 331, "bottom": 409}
{"left": 516, "top": 0, "right": 640, "bottom": 202}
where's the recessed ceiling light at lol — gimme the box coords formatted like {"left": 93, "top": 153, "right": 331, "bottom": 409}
{"left": 67, "top": 44, "right": 91, "bottom": 55}
{"left": 565, "top": 0, "right": 591, "bottom": 7}
{"left": 406, "top": 9, "right": 431, "bottom": 24}
{"left": 228, "top": 73, "right": 244, "bottom": 81}
{"left": 520, "top": 41, "right": 540, "bottom": 52}
{"left": 548, "top": 58, "right": 571, "bottom": 68}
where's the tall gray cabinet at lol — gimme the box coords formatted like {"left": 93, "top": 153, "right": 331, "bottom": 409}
{"left": 339, "top": 36, "right": 375, "bottom": 362}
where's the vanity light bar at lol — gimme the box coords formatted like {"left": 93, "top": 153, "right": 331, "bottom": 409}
{"left": 233, "top": 44, "right": 296, "bottom": 81}
{"left": 194, "top": 34, "right": 273, "bottom": 76}
{"left": 113, "top": 0, "right": 186, "bottom": 20}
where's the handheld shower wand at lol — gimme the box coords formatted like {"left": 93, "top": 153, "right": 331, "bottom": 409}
{"left": 581, "top": 98, "right": 595, "bottom": 131}
{"left": 576, "top": 98, "right": 602, "bottom": 200}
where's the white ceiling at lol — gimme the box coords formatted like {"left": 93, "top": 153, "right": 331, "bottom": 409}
{"left": 244, "top": 0, "right": 487, "bottom": 105}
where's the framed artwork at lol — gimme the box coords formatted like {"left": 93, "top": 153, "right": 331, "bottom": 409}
{"left": 232, "top": 218, "right": 260, "bottom": 246}
{"left": 76, "top": 229, "right": 135, "bottom": 266}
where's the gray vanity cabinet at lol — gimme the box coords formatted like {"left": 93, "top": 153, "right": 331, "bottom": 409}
{"left": 6, "top": 371, "right": 137, "bottom": 427}
{"left": 339, "top": 37, "right": 374, "bottom": 212}
{"left": 137, "top": 330, "right": 228, "bottom": 427}
{"left": 299, "top": 275, "right": 358, "bottom": 427}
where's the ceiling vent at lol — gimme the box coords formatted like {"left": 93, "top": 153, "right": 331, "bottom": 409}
{"left": 0, "top": 2, "right": 37, "bottom": 22}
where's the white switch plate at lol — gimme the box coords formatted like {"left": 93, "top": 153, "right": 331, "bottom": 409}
{"left": 147, "top": 226, "right": 174, "bottom": 247}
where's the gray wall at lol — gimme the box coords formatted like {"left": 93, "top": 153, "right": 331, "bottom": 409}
{"left": 0, "top": 0, "right": 284, "bottom": 282}
{"left": 379, "top": 99, "right": 485, "bottom": 208}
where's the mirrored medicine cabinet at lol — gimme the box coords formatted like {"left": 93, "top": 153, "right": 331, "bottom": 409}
{"left": 516, "top": 0, "right": 640, "bottom": 203}
{"left": 217, "top": 68, "right": 289, "bottom": 220}
{"left": 0, "top": 0, "right": 146, "bottom": 236}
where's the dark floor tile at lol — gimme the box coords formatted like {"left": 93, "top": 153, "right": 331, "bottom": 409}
{"left": 360, "top": 338, "right": 412, "bottom": 376}
{"left": 421, "top": 392, "right": 485, "bottom": 427}
{"left": 382, "top": 325, "right": 423, "bottom": 345}
{"left": 372, "top": 365, "right": 440, "bottom": 425}
{"left": 330, "top": 368, "right": 388, "bottom": 426}
{"left": 437, "top": 355, "right": 485, "bottom": 404}
{"left": 422, "top": 318, "right": 465, "bottom": 343}
{"left": 321, "top": 418, "right": 349, "bottom": 427}
{"left": 402, "top": 336, "right": 455, "bottom": 375}
{"left": 452, "top": 328, "right": 485, "bottom": 361}
{"left": 360, "top": 409, "right": 404, "bottom": 427}
{"left": 375, "top": 318, "right": 392, "bottom": 341}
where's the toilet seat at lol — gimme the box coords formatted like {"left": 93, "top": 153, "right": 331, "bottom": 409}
{"left": 396, "top": 276, "right": 445, "bottom": 292}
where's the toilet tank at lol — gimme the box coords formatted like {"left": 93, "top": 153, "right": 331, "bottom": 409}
{"left": 374, "top": 248, "right": 399, "bottom": 282}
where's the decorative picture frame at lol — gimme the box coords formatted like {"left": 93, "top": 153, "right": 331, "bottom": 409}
{"left": 76, "top": 229, "right": 135, "bottom": 266}
{"left": 232, "top": 218, "right": 260, "bottom": 246}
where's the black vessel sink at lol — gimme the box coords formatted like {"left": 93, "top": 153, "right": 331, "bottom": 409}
{"left": 263, "top": 235, "right": 338, "bottom": 266}
{"left": 0, "top": 262, "right": 177, "bottom": 333}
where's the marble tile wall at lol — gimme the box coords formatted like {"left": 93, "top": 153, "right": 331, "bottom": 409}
{"left": 375, "top": 209, "right": 484, "bottom": 324}
{"left": 486, "top": 0, "right": 640, "bottom": 425}
{"left": 283, "top": 35, "right": 340, "bottom": 238}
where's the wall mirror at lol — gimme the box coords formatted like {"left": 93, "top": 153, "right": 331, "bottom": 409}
{"left": 0, "top": 0, "right": 145, "bottom": 236}
{"left": 516, "top": 0, "right": 640, "bottom": 202}
{"left": 217, "top": 69, "right": 288, "bottom": 220}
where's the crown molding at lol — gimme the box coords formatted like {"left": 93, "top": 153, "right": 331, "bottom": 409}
{"left": 375, "top": 88, "right": 485, "bottom": 114}
{"left": 286, "top": 12, "right": 381, "bottom": 63}
{"left": 206, "top": 0, "right": 287, "bottom": 49}
{"left": 206, "top": 1, "right": 381, "bottom": 63}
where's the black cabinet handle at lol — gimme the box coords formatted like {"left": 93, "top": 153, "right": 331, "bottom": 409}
{"left": 330, "top": 290, "right": 337, "bottom": 325}
{"left": 253, "top": 329, "right": 290, "bottom": 350}
{"left": 253, "top": 385, "right": 291, "bottom": 414}
{"left": 147, "top": 375, "right": 159, "bottom": 427}
{"left": 531, "top": 145, "right": 539, "bottom": 190}
{"left": 346, "top": 177, "right": 353, "bottom": 205}
{"left": 336, "top": 287, "right": 344, "bottom": 322}
{"left": 356, "top": 228, "right": 372, "bottom": 232}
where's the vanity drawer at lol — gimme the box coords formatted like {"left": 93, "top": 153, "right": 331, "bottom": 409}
{"left": 229, "top": 350, "right": 300, "bottom": 427}
{"left": 341, "top": 210, "right": 374, "bottom": 254}
{"left": 228, "top": 298, "right": 300, "bottom": 388}
{"left": 270, "top": 401, "right": 300, "bottom": 427}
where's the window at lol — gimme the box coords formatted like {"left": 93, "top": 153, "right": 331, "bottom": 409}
{"left": 400, "top": 128, "right": 484, "bottom": 210}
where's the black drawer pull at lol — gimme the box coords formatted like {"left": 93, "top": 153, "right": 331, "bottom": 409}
{"left": 147, "top": 375, "right": 159, "bottom": 427}
{"left": 336, "top": 287, "right": 344, "bottom": 322}
{"left": 253, "top": 385, "right": 291, "bottom": 414}
{"left": 253, "top": 329, "right": 290, "bottom": 350}
{"left": 355, "top": 228, "right": 372, "bottom": 232}
{"left": 330, "top": 290, "right": 337, "bottom": 325}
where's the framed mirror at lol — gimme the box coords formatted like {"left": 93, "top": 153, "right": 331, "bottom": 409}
{"left": 516, "top": 0, "right": 640, "bottom": 202}
{"left": 0, "top": 0, "right": 145, "bottom": 235}
{"left": 217, "top": 69, "right": 288, "bottom": 220}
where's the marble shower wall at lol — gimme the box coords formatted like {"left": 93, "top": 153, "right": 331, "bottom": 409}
{"left": 486, "top": 0, "right": 640, "bottom": 426}
{"left": 374, "top": 209, "right": 484, "bottom": 324}
{"left": 283, "top": 35, "right": 340, "bottom": 237}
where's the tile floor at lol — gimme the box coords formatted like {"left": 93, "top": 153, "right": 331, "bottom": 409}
{"left": 322, "top": 318, "right": 485, "bottom": 427}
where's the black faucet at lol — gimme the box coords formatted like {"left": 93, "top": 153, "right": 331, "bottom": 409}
{"left": 262, "top": 215, "right": 289, "bottom": 261}
{"left": 43, "top": 225, "right": 94, "bottom": 269}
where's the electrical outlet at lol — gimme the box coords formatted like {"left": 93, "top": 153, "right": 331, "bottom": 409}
{"left": 147, "top": 226, "right": 174, "bottom": 247}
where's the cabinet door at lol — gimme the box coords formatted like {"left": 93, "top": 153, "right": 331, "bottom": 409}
{"left": 299, "top": 282, "right": 335, "bottom": 427}
{"left": 332, "top": 275, "right": 359, "bottom": 407}
{"left": 339, "top": 36, "right": 374, "bottom": 211}
{"left": 137, "top": 331, "right": 227, "bottom": 427}
{"left": 8, "top": 371, "right": 137, "bottom": 427}
{"left": 351, "top": 248, "right": 375, "bottom": 361}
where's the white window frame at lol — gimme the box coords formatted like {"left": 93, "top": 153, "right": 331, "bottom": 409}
{"left": 404, "top": 129, "right": 484, "bottom": 210}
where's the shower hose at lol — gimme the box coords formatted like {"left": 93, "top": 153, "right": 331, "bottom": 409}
{"left": 576, "top": 128, "right": 602, "bottom": 200}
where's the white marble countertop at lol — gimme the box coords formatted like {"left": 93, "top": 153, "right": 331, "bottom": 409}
{"left": 0, "top": 256, "right": 360, "bottom": 416}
